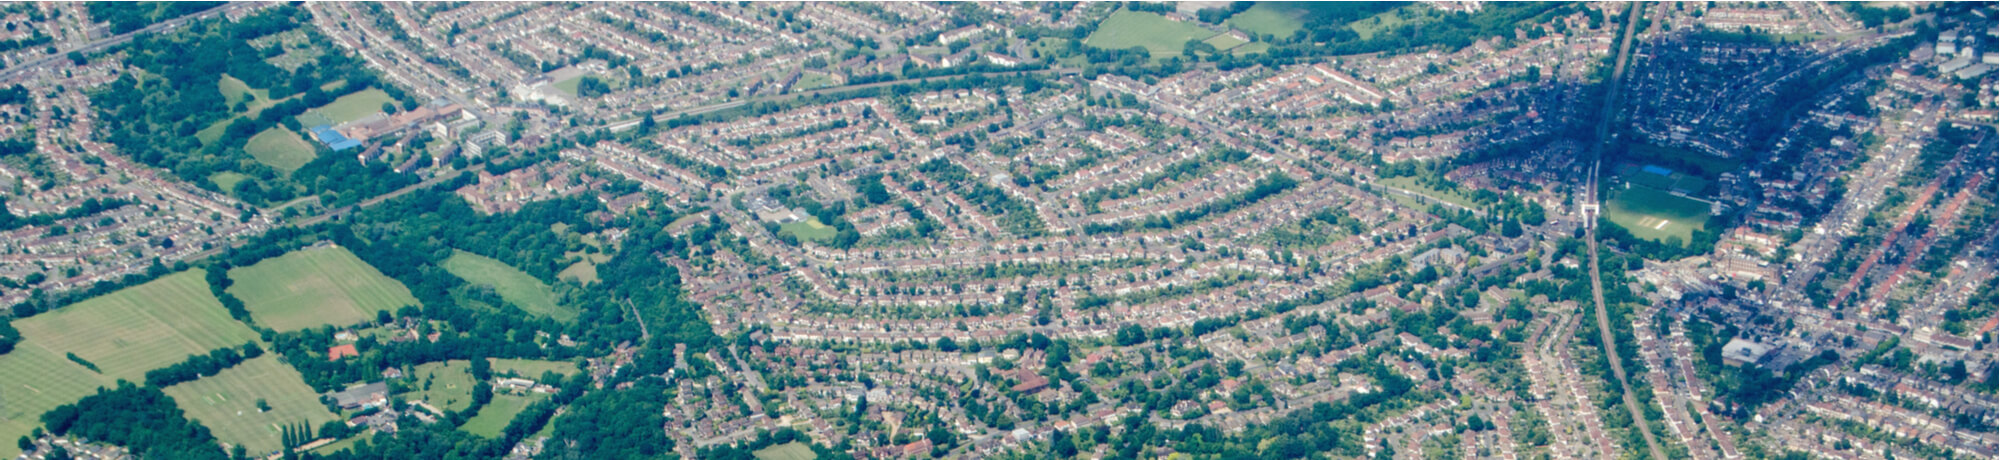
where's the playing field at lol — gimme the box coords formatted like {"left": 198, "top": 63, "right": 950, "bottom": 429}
{"left": 1225, "top": 3, "right": 1304, "bottom": 37}
{"left": 245, "top": 127, "right": 319, "bottom": 172}
{"left": 0, "top": 346, "right": 117, "bottom": 458}
{"left": 442, "top": 250, "right": 577, "bottom": 322}
{"left": 1085, "top": 10, "right": 1219, "bottom": 58}
{"left": 488, "top": 358, "right": 579, "bottom": 380}
{"left": 407, "top": 360, "right": 476, "bottom": 412}
{"left": 15, "top": 270, "right": 259, "bottom": 383}
{"left": 753, "top": 441, "right": 817, "bottom": 460}
{"left": 228, "top": 246, "right": 419, "bottom": 332}
{"left": 1202, "top": 33, "right": 1249, "bottom": 52}
{"left": 1605, "top": 186, "right": 1711, "bottom": 243}
{"left": 553, "top": 76, "right": 583, "bottom": 97}
{"left": 163, "top": 356, "right": 340, "bottom": 455}
{"left": 1378, "top": 176, "right": 1481, "bottom": 210}
{"left": 459, "top": 392, "right": 548, "bottom": 438}
{"left": 779, "top": 217, "right": 838, "bottom": 242}
{"left": 306, "top": 88, "right": 393, "bottom": 125}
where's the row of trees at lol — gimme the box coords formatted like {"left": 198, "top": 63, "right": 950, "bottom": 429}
{"left": 143, "top": 341, "right": 263, "bottom": 387}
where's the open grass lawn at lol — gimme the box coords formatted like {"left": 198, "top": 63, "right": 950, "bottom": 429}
{"left": 312, "top": 431, "right": 371, "bottom": 456}
{"left": 219, "top": 74, "right": 266, "bottom": 107}
{"left": 553, "top": 76, "right": 583, "bottom": 98}
{"left": 460, "top": 392, "right": 547, "bottom": 438}
{"left": 245, "top": 127, "right": 319, "bottom": 173}
{"left": 163, "top": 356, "right": 339, "bottom": 455}
{"left": 1378, "top": 176, "right": 1480, "bottom": 210}
{"left": 306, "top": 88, "right": 392, "bottom": 126}
{"left": 1348, "top": 5, "right": 1422, "bottom": 40}
{"left": 1232, "top": 41, "right": 1272, "bottom": 56}
{"left": 0, "top": 346, "right": 117, "bottom": 458}
{"left": 1202, "top": 33, "right": 1249, "bottom": 51}
{"left": 442, "top": 250, "right": 577, "bottom": 322}
{"left": 1606, "top": 186, "right": 1711, "bottom": 243}
{"left": 779, "top": 217, "right": 838, "bottom": 242}
{"left": 228, "top": 246, "right": 419, "bottom": 332}
{"left": 753, "top": 441, "right": 817, "bottom": 460}
{"left": 200, "top": 74, "right": 303, "bottom": 147}
{"left": 407, "top": 360, "right": 476, "bottom": 412}
{"left": 488, "top": 358, "right": 579, "bottom": 380}
{"left": 794, "top": 72, "right": 841, "bottom": 91}
{"left": 15, "top": 270, "right": 259, "bottom": 383}
{"left": 1226, "top": 3, "right": 1305, "bottom": 37}
{"left": 1085, "top": 10, "right": 1218, "bottom": 58}
{"left": 210, "top": 171, "right": 250, "bottom": 191}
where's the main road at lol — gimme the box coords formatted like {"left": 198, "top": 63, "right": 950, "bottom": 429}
{"left": 1585, "top": 3, "right": 1670, "bottom": 460}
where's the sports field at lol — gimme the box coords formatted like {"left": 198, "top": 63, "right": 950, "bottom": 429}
{"left": 459, "top": 392, "right": 548, "bottom": 438}
{"left": 779, "top": 217, "right": 837, "bottom": 242}
{"left": 489, "top": 358, "right": 579, "bottom": 380}
{"left": 1085, "top": 10, "right": 1219, "bottom": 58}
{"left": 162, "top": 356, "right": 340, "bottom": 455}
{"left": 1605, "top": 186, "right": 1711, "bottom": 243}
{"left": 1225, "top": 3, "right": 1304, "bottom": 37}
{"left": 305, "top": 88, "right": 393, "bottom": 125}
{"left": 0, "top": 346, "right": 116, "bottom": 458}
{"left": 15, "top": 270, "right": 259, "bottom": 383}
{"left": 442, "top": 250, "right": 577, "bottom": 322}
{"left": 227, "top": 246, "right": 419, "bottom": 332}
{"left": 407, "top": 360, "right": 476, "bottom": 412}
{"left": 245, "top": 127, "right": 319, "bottom": 172}
{"left": 753, "top": 441, "right": 817, "bottom": 460}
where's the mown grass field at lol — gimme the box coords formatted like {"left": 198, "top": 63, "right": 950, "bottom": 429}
{"left": 489, "top": 358, "right": 579, "bottom": 380}
{"left": 1085, "top": 10, "right": 1218, "bottom": 58}
{"left": 1378, "top": 176, "right": 1481, "bottom": 210}
{"left": 200, "top": 74, "right": 301, "bottom": 147}
{"left": 228, "top": 246, "right": 419, "bottom": 332}
{"left": 163, "top": 356, "right": 339, "bottom": 455}
{"left": 442, "top": 250, "right": 576, "bottom": 322}
{"left": 15, "top": 270, "right": 259, "bottom": 383}
{"left": 0, "top": 347, "right": 116, "bottom": 458}
{"left": 1606, "top": 186, "right": 1711, "bottom": 243}
{"left": 407, "top": 360, "right": 476, "bottom": 412}
{"left": 753, "top": 441, "right": 817, "bottom": 460}
{"left": 210, "top": 171, "right": 250, "bottom": 191}
{"left": 459, "top": 392, "right": 547, "bottom": 438}
{"left": 779, "top": 217, "right": 837, "bottom": 242}
{"left": 305, "top": 88, "right": 392, "bottom": 126}
{"left": 1225, "top": 3, "right": 1304, "bottom": 37}
{"left": 245, "top": 126, "right": 319, "bottom": 173}
{"left": 553, "top": 76, "right": 583, "bottom": 98}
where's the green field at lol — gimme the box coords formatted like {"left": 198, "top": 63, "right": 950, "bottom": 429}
{"left": 459, "top": 392, "right": 547, "bottom": 438}
{"left": 1378, "top": 176, "right": 1480, "bottom": 210}
{"left": 1348, "top": 5, "right": 1421, "bottom": 40}
{"left": 312, "top": 431, "right": 372, "bottom": 455}
{"left": 304, "top": 88, "right": 393, "bottom": 126}
{"left": 754, "top": 441, "right": 817, "bottom": 460}
{"left": 228, "top": 246, "right": 419, "bottom": 332}
{"left": 0, "top": 347, "right": 117, "bottom": 458}
{"left": 489, "top": 358, "right": 579, "bottom": 380}
{"left": 1605, "top": 186, "right": 1711, "bottom": 243}
{"left": 442, "top": 250, "right": 576, "bottom": 322}
{"left": 794, "top": 72, "right": 840, "bottom": 91}
{"left": 1202, "top": 33, "right": 1249, "bottom": 52}
{"left": 163, "top": 356, "right": 340, "bottom": 455}
{"left": 406, "top": 360, "right": 477, "bottom": 412}
{"left": 779, "top": 217, "right": 838, "bottom": 242}
{"left": 245, "top": 127, "right": 319, "bottom": 172}
{"left": 553, "top": 76, "right": 583, "bottom": 97}
{"left": 1226, "top": 3, "right": 1305, "bottom": 37}
{"left": 200, "top": 74, "right": 301, "bottom": 146}
{"left": 557, "top": 253, "right": 608, "bottom": 285}
{"left": 220, "top": 74, "right": 265, "bottom": 107}
{"left": 210, "top": 171, "right": 251, "bottom": 191}
{"left": 15, "top": 270, "right": 258, "bottom": 383}
{"left": 1085, "top": 10, "right": 1219, "bottom": 58}
{"left": 1232, "top": 42, "right": 1273, "bottom": 56}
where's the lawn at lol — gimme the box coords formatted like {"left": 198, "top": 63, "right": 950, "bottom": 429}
{"left": 210, "top": 171, "right": 250, "bottom": 191}
{"left": 1231, "top": 42, "right": 1272, "bottom": 56}
{"left": 1378, "top": 176, "right": 1480, "bottom": 210}
{"left": 794, "top": 72, "right": 841, "bottom": 91}
{"left": 304, "top": 88, "right": 393, "bottom": 126}
{"left": 163, "top": 356, "right": 340, "bottom": 455}
{"left": 14, "top": 270, "right": 259, "bottom": 383}
{"left": 553, "top": 76, "right": 582, "bottom": 98}
{"left": 488, "top": 358, "right": 579, "bottom": 380}
{"left": 200, "top": 74, "right": 301, "bottom": 147}
{"left": 1348, "top": 5, "right": 1422, "bottom": 40}
{"left": 459, "top": 392, "right": 547, "bottom": 438}
{"left": 779, "top": 217, "right": 838, "bottom": 242}
{"left": 219, "top": 74, "right": 266, "bottom": 107}
{"left": 244, "top": 126, "right": 319, "bottom": 173}
{"left": 1605, "top": 186, "right": 1711, "bottom": 243}
{"left": 1202, "top": 33, "right": 1249, "bottom": 52}
{"left": 754, "top": 441, "right": 817, "bottom": 460}
{"left": 227, "top": 246, "right": 419, "bottom": 332}
{"left": 1085, "top": 10, "right": 1219, "bottom": 58}
{"left": 0, "top": 347, "right": 117, "bottom": 458}
{"left": 406, "top": 360, "right": 477, "bottom": 412}
{"left": 1225, "top": 3, "right": 1305, "bottom": 37}
{"left": 557, "top": 256, "right": 604, "bottom": 285}
{"left": 442, "top": 250, "right": 577, "bottom": 322}
{"left": 311, "top": 431, "right": 372, "bottom": 456}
